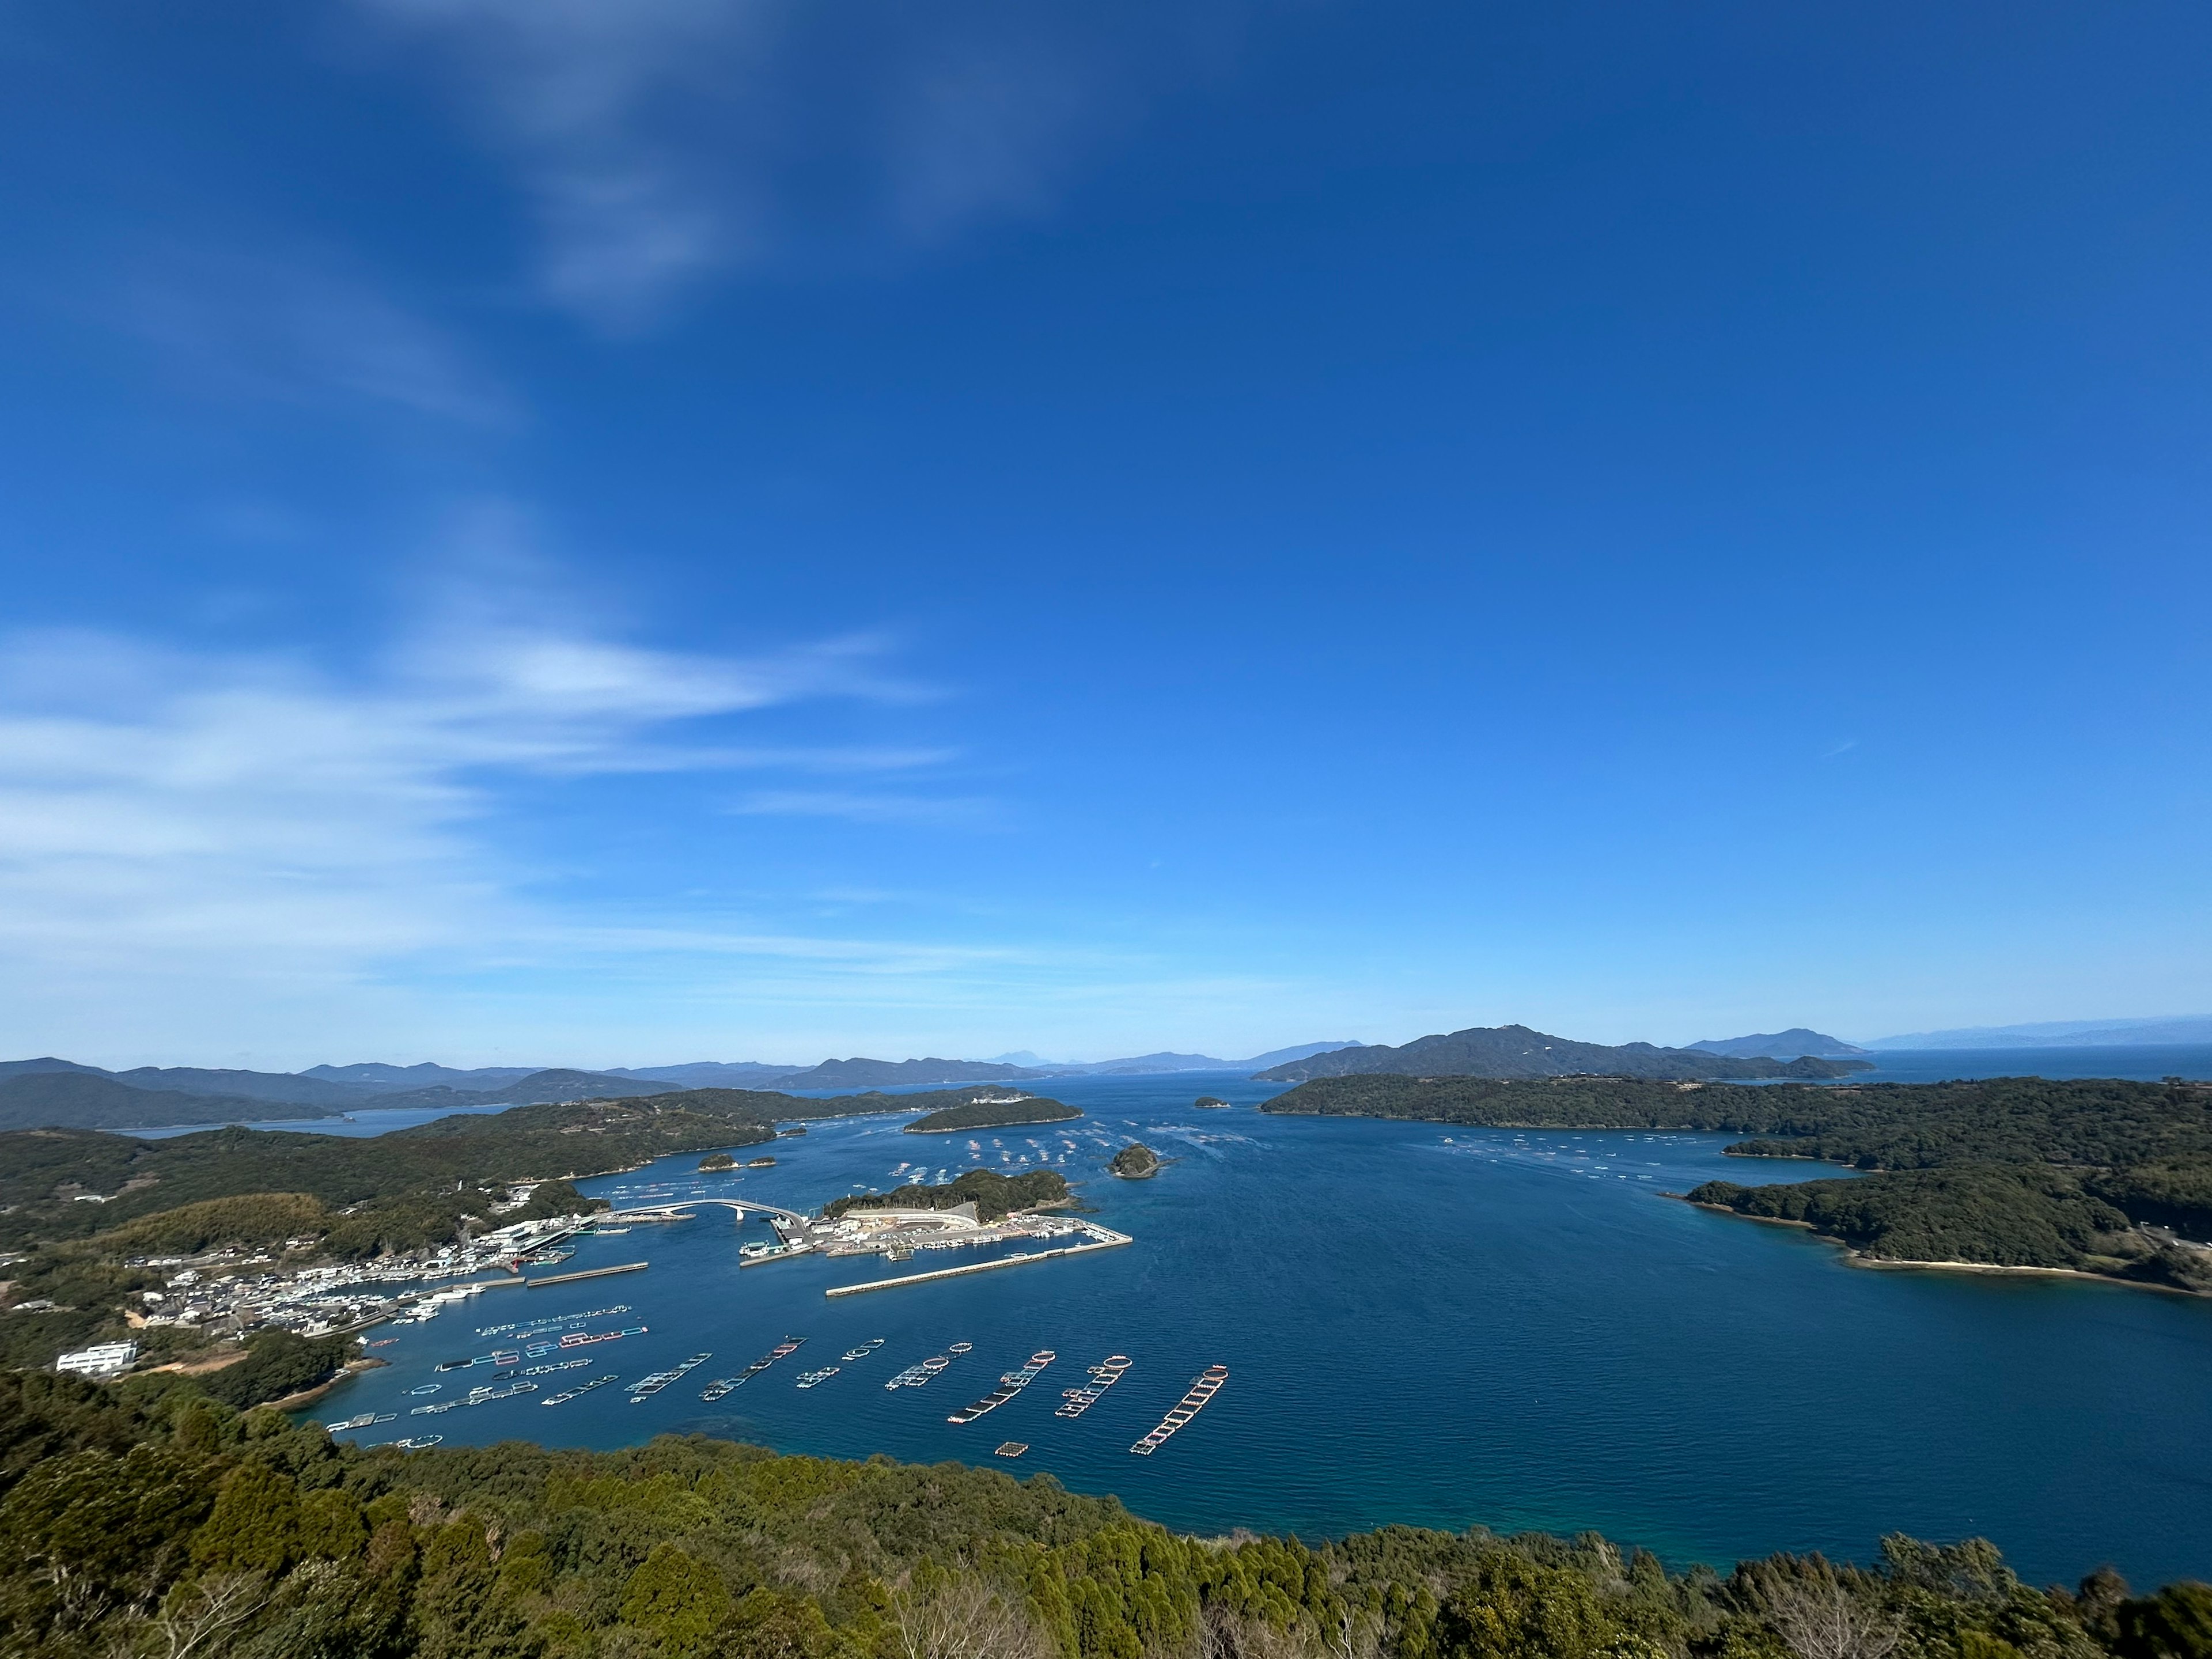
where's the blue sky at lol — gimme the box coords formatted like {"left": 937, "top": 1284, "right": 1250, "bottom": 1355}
{"left": 2, "top": 1, "right": 2207, "bottom": 1070}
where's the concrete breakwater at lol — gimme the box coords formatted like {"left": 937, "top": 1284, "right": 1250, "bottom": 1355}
{"left": 824, "top": 1228, "right": 1131, "bottom": 1297}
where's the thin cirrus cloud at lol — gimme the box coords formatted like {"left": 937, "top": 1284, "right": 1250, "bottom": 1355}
{"left": 112, "top": 241, "right": 512, "bottom": 425}
{"left": 346, "top": 0, "right": 1250, "bottom": 328}
{"left": 0, "top": 603, "right": 944, "bottom": 1018}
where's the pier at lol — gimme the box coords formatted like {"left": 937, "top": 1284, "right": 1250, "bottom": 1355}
{"left": 526, "top": 1261, "right": 649, "bottom": 1289}
{"left": 824, "top": 1226, "right": 1131, "bottom": 1297}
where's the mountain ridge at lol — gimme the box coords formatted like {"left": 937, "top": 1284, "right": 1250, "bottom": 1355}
{"left": 1255, "top": 1024, "right": 1873, "bottom": 1082}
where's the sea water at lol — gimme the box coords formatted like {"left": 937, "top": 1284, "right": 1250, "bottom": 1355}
{"left": 312, "top": 1071, "right": 2212, "bottom": 1590}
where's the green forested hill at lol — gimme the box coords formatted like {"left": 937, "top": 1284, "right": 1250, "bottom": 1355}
{"left": 0, "top": 1369, "right": 2206, "bottom": 1659}
{"left": 0, "top": 1095, "right": 779, "bottom": 1252}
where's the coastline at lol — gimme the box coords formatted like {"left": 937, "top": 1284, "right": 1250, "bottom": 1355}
{"left": 1677, "top": 1197, "right": 2203, "bottom": 1297}
{"left": 268, "top": 1355, "right": 388, "bottom": 1412}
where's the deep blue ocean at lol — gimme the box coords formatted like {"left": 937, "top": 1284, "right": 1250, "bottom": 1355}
{"left": 306, "top": 1067, "right": 2212, "bottom": 1592}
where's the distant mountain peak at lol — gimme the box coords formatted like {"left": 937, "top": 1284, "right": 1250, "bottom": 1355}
{"left": 1687, "top": 1028, "right": 1869, "bottom": 1059}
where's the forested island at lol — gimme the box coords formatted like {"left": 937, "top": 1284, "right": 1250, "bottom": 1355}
{"left": 3, "top": 1368, "right": 2209, "bottom": 1659}
{"left": 1263, "top": 1075, "right": 2212, "bottom": 1290}
{"left": 820, "top": 1167, "right": 1070, "bottom": 1223}
{"left": 901, "top": 1096, "right": 1082, "bottom": 1134}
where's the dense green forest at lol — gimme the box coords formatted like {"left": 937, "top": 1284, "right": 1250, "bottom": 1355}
{"left": 902, "top": 1097, "right": 1082, "bottom": 1134}
{"left": 823, "top": 1169, "right": 1070, "bottom": 1223}
{"left": 1262, "top": 1076, "right": 2212, "bottom": 1286}
{"left": 1, "top": 1368, "right": 2207, "bottom": 1659}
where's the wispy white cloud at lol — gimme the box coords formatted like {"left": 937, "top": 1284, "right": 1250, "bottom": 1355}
{"left": 113, "top": 242, "right": 511, "bottom": 424}
{"left": 345, "top": 0, "right": 1247, "bottom": 328}
{"left": 0, "top": 558, "right": 974, "bottom": 1058}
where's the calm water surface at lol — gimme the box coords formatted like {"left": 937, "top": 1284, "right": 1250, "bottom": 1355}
{"left": 310, "top": 1073, "right": 2212, "bottom": 1589}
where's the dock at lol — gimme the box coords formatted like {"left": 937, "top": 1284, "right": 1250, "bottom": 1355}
{"left": 823, "top": 1228, "right": 1131, "bottom": 1298}
{"left": 526, "top": 1262, "right": 649, "bottom": 1289}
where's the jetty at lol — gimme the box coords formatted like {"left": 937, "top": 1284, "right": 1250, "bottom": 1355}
{"left": 824, "top": 1225, "right": 1131, "bottom": 1297}
{"left": 526, "top": 1261, "right": 647, "bottom": 1289}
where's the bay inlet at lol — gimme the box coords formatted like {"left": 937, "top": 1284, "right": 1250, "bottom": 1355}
{"left": 310, "top": 1069, "right": 2212, "bottom": 1590}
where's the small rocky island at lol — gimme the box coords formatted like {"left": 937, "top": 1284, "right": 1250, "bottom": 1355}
{"left": 1194, "top": 1095, "right": 1230, "bottom": 1109}
{"left": 1109, "top": 1142, "right": 1162, "bottom": 1179}
{"left": 698, "top": 1152, "right": 737, "bottom": 1171}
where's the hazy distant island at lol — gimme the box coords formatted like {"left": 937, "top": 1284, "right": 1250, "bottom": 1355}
{"left": 1108, "top": 1142, "right": 1162, "bottom": 1178}
{"left": 1264, "top": 1073, "right": 2212, "bottom": 1293}
{"left": 901, "top": 1094, "right": 1082, "bottom": 1134}
{"left": 1254, "top": 1024, "right": 1873, "bottom": 1082}
{"left": 1687, "top": 1027, "right": 1870, "bottom": 1058}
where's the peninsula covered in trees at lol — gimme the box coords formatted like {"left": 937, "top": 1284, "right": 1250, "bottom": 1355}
{"left": 2, "top": 1369, "right": 2209, "bottom": 1659}
{"left": 1263, "top": 1075, "right": 2212, "bottom": 1289}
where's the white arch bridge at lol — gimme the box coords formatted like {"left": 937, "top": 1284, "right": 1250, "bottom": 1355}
{"left": 601, "top": 1197, "right": 812, "bottom": 1234}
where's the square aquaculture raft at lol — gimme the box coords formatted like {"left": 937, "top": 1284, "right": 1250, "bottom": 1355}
{"left": 994, "top": 1442, "right": 1028, "bottom": 1458}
